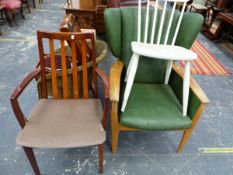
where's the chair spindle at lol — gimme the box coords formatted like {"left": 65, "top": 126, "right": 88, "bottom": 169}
{"left": 164, "top": 0, "right": 177, "bottom": 45}
{"left": 60, "top": 40, "right": 69, "bottom": 99}
{"left": 157, "top": 0, "right": 167, "bottom": 44}
{"left": 70, "top": 38, "right": 79, "bottom": 99}
{"left": 90, "top": 35, "right": 98, "bottom": 98}
{"left": 137, "top": 0, "right": 142, "bottom": 42}
{"left": 144, "top": 0, "right": 150, "bottom": 43}
{"left": 150, "top": 0, "right": 158, "bottom": 44}
{"left": 49, "top": 39, "right": 59, "bottom": 98}
{"left": 172, "top": 0, "right": 187, "bottom": 45}
{"left": 81, "top": 39, "right": 89, "bottom": 99}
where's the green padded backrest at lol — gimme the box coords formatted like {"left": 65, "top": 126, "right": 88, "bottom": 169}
{"left": 105, "top": 7, "right": 203, "bottom": 83}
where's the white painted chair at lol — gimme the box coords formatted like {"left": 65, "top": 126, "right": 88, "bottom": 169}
{"left": 121, "top": 0, "right": 198, "bottom": 116}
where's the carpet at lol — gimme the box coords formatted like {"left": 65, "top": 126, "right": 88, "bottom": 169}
{"left": 179, "top": 40, "right": 231, "bottom": 76}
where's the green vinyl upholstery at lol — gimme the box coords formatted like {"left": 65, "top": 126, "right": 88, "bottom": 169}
{"left": 105, "top": 7, "right": 204, "bottom": 130}
{"left": 120, "top": 83, "right": 192, "bottom": 130}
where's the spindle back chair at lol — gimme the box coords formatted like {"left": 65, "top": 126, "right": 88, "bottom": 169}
{"left": 122, "top": 0, "right": 198, "bottom": 117}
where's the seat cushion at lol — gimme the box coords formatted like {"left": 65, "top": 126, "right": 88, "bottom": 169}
{"left": 16, "top": 99, "right": 105, "bottom": 148}
{"left": 120, "top": 83, "right": 192, "bottom": 130}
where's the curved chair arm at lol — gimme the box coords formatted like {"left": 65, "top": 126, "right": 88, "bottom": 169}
{"left": 109, "top": 59, "right": 124, "bottom": 102}
{"left": 10, "top": 68, "right": 41, "bottom": 129}
{"left": 95, "top": 67, "right": 110, "bottom": 129}
{"left": 172, "top": 64, "right": 209, "bottom": 104}
{"left": 95, "top": 68, "right": 110, "bottom": 99}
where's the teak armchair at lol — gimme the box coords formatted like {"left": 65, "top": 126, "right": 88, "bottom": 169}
{"left": 10, "top": 31, "right": 109, "bottom": 174}
{"left": 104, "top": 6, "right": 209, "bottom": 153}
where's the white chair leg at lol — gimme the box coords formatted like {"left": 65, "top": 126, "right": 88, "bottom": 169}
{"left": 125, "top": 53, "right": 137, "bottom": 82}
{"left": 183, "top": 61, "right": 190, "bottom": 116}
{"left": 121, "top": 53, "right": 140, "bottom": 112}
{"left": 164, "top": 60, "right": 173, "bottom": 84}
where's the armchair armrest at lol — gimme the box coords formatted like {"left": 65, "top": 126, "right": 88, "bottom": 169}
{"left": 109, "top": 59, "right": 124, "bottom": 102}
{"left": 10, "top": 68, "right": 41, "bottom": 129}
{"left": 95, "top": 68, "right": 110, "bottom": 99}
{"left": 95, "top": 67, "right": 110, "bottom": 129}
{"left": 172, "top": 64, "right": 209, "bottom": 104}
{"left": 169, "top": 64, "right": 209, "bottom": 121}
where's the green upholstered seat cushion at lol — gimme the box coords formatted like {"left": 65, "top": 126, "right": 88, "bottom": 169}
{"left": 120, "top": 83, "right": 192, "bottom": 130}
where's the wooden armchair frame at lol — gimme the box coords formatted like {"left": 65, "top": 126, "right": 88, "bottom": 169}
{"left": 11, "top": 31, "right": 109, "bottom": 174}
{"left": 109, "top": 59, "right": 209, "bottom": 153}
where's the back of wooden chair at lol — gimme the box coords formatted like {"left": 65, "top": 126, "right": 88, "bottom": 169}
{"left": 137, "top": 0, "right": 188, "bottom": 45}
{"left": 37, "top": 31, "right": 97, "bottom": 99}
{"left": 122, "top": 0, "right": 196, "bottom": 115}
{"left": 60, "top": 13, "right": 92, "bottom": 64}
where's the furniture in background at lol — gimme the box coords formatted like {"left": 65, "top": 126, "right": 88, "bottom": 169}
{"left": 107, "top": 0, "right": 147, "bottom": 8}
{"left": 202, "top": 0, "right": 233, "bottom": 39}
{"left": 10, "top": 31, "right": 109, "bottom": 174}
{"left": 0, "top": 3, "right": 4, "bottom": 34}
{"left": 0, "top": 3, "right": 13, "bottom": 27}
{"left": 0, "top": 0, "right": 24, "bottom": 26}
{"left": 104, "top": 4, "right": 209, "bottom": 153}
{"left": 64, "top": 0, "right": 97, "bottom": 29}
{"left": 31, "top": 0, "right": 43, "bottom": 9}
{"left": 189, "top": 0, "right": 210, "bottom": 23}
{"left": 176, "top": 0, "right": 193, "bottom": 11}
{"left": 0, "top": 0, "right": 44, "bottom": 28}
{"left": 206, "top": 12, "right": 233, "bottom": 40}
{"left": 64, "top": 0, "right": 107, "bottom": 33}
{"left": 21, "top": 0, "right": 31, "bottom": 13}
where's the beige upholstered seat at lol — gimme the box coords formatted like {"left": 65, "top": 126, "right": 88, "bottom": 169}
{"left": 17, "top": 99, "right": 105, "bottom": 148}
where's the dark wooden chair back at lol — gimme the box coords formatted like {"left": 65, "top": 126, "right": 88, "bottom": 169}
{"left": 37, "top": 31, "right": 97, "bottom": 99}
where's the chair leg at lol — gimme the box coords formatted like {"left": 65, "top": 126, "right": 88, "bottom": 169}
{"left": 177, "top": 128, "right": 192, "bottom": 153}
{"left": 3, "top": 9, "right": 13, "bottom": 27}
{"left": 121, "top": 53, "right": 139, "bottom": 111}
{"left": 164, "top": 60, "right": 173, "bottom": 84}
{"left": 32, "top": 0, "right": 36, "bottom": 8}
{"left": 112, "top": 127, "right": 119, "bottom": 154}
{"left": 0, "top": 10, "right": 4, "bottom": 18}
{"left": 183, "top": 61, "right": 190, "bottom": 116}
{"left": 19, "top": 6, "right": 25, "bottom": 19}
{"left": 98, "top": 144, "right": 104, "bottom": 174}
{"left": 10, "top": 10, "right": 17, "bottom": 26}
{"left": 124, "top": 53, "right": 137, "bottom": 82}
{"left": 24, "top": 0, "right": 31, "bottom": 13}
{"left": 23, "top": 147, "right": 41, "bottom": 175}
{"left": 189, "top": 6, "right": 192, "bottom": 12}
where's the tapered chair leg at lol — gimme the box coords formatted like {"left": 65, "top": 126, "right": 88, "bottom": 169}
{"left": 177, "top": 128, "right": 192, "bottom": 153}
{"left": 23, "top": 147, "right": 41, "bottom": 175}
{"left": 3, "top": 9, "right": 13, "bottom": 27}
{"left": 32, "top": 0, "right": 36, "bottom": 8}
{"left": 10, "top": 10, "right": 17, "bottom": 26}
{"left": 98, "top": 144, "right": 104, "bottom": 174}
{"left": 20, "top": 7, "right": 25, "bottom": 19}
{"left": 121, "top": 53, "right": 139, "bottom": 111}
{"left": 112, "top": 128, "right": 119, "bottom": 154}
{"left": 25, "top": 0, "right": 31, "bottom": 13}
